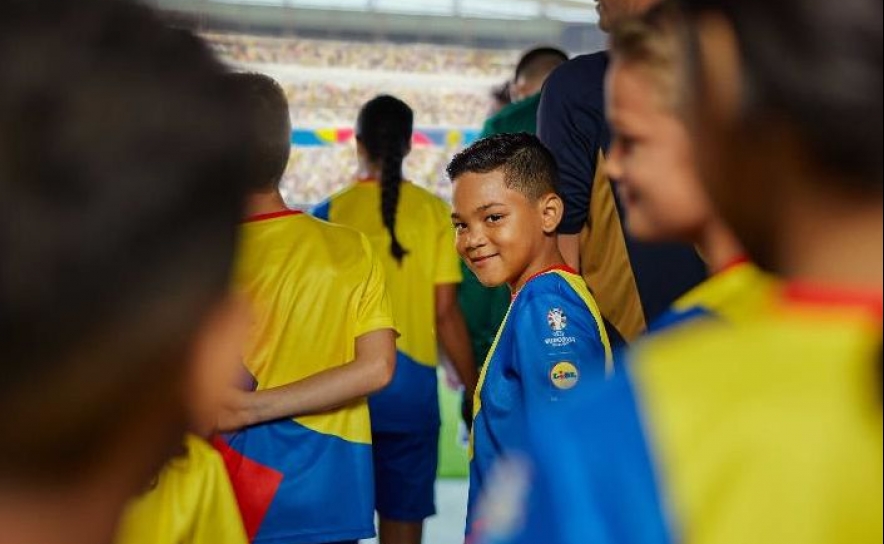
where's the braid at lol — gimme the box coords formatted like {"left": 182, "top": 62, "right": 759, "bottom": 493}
{"left": 356, "top": 95, "right": 413, "bottom": 265}
{"left": 380, "top": 138, "right": 408, "bottom": 263}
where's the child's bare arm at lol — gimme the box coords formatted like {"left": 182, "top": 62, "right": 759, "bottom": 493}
{"left": 435, "top": 283, "right": 478, "bottom": 396}
{"left": 217, "top": 328, "right": 396, "bottom": 431}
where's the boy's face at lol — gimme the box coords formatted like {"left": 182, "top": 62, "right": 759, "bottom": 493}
{"left": 604, "top": 61, "right": 713, "bottom": 243}
{"left": 452, "top": 169, "right": 559, "bottom": 290}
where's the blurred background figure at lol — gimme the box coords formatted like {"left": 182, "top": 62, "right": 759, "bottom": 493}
{"left": 487, "top": 82, "right": 512, "bottom": 118}
{"left": 538, "top": 0, "right": 708, "bottom": 347}
{"left": 313, "top": 95, "right": 476, "bottom": 544}
{"left": 0, "top": 1, "right": 251, "bottom": 543}
{"left": 477, "top": 0, "right": 883, "bottom": 542}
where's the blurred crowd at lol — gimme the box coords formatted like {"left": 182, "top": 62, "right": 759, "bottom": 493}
{"left": 205, "top": 32, "right": 516, "bottom": 78}
{"left": 281, "top": 145, "right": 457, "bottom": 207}
{"left": 283, "top": 81, "right": 487, "bottom": 127}
{"left": 199, "top": 32, "right": 502, "bottom": 207}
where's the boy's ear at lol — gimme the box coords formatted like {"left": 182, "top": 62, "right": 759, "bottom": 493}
{"left": 538, "top": 192, "right": 564, "bottom": 234}
{"left": 185, "top": 293, "right": 251, "bottom": 436}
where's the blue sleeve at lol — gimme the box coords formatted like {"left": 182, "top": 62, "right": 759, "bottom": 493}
{"left": 537, "top": 53, "right": 609, "bottom": 235}
{"left": 311, "top": 199, "right": 331, "bottom": 221}
{"left": 509, "top": 286, "right": 608, "bottom": 416}
{"left": 479, "top": 371, "right": 674, "bottom": 544}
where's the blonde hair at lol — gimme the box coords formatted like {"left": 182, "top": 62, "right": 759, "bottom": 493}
{"left": 609, "top": 0, "right": 688, "bottom": 113}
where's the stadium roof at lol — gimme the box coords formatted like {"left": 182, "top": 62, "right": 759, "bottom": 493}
{"left": 206, "top": 0, "right": 599, "bottom": 23}
{"left": 151, "top": 0, "right": 605, "bottom": 51}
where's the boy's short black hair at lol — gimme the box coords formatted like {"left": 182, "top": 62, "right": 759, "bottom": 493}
{"left": 0, "top": 0, "right": 250, "bottom": 481}
{"left": 223, "top": 72, "right": 292, "bottom": 191}
{"left": 514, "top": 47, "right": 569, "bottom": 82}
{"left": 447, "top": 132, "right": 559, "bottom": 201}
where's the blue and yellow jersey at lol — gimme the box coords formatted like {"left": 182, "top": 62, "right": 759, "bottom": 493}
{"left": 477, "top": 285, "right": 883, "bottom": 544}
{"left": 116, "top": 435, "right": 248, "bottom": 544}
{"left": 648, "top": 259, "right": 776, "bottom": 332}
{"left": 313, "top": 180, "right": 462, "bottom": 432}
{"left": 215, "top": 210, "right": 395, "bottom": 544}
{"left": 466, "top": 266, "right": 612, "bottom": 536}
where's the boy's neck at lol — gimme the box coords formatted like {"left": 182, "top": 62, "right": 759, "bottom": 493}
{"left": 510, "top": 241, "right": 567, "bottom": 293}
{"left": 779, "top": 187, "right": 883, "bottom": 291}
{"left": 245, "top": 189, "right": 288, "bottom": 218}
{"left": 697, "top": 219, "right": 747, "bottom": 275}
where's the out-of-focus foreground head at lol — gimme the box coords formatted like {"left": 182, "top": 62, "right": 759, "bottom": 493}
{"left": 679, "top": 0, "right": 883, "bottom": 272}
{"left": 597, "top": 0, "right": 663, "bottom": 32}
{"left": 222, "top": 71, "right": 293, "bottom": 192}
{"left": 0, "top": 0, "right": 250, "bottom": 489}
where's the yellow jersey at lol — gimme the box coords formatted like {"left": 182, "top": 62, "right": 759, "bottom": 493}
{"left": 314, "top": 181, "right": 462, "bottom": 431}
{"left": 216, "top": 210, "right": 395, "bottom": 543}
{"left": 116, "top": 434, "right": 247, "bottom": 544}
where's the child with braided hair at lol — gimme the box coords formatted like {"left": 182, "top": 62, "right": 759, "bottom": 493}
{"left": 314, "top": 95, "right": 478, "bottom": 544}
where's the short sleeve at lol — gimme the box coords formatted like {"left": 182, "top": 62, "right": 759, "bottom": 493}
{"left": 433, "top": 198, "right": 463, "bottom": 285}
{"left": 475, "top": 372, "right": 670, "bottom": 544}
{"left": 508, "top": 285, "right": 608, "bottom": 408}
{"left": 354, "top": 233, "right": 396, "bottom": 337}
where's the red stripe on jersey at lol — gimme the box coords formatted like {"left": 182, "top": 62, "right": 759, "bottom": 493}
{"left": 524, "top": 264, "right": 579, "bottom": 285}
{"left": 719, "top": 255, "right": 751, "bottom": 274}
{"left": 513, "top": 264, "right": 580, "bottom": 301}
{"left": 782, "top": 281, "right": 883, "bottom": 321}
{"left": 244, "top": 209, "right": 303, "bottom": 223}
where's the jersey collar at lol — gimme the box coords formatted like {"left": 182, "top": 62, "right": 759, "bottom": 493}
{"left": 782, "top": 281, "right": 883, "bottom": 321}
{"left": 512, "top": 264, "right": 579, "bottom": 300}
{"left": 243, "top": 209, "right": 303, "bottom": 223}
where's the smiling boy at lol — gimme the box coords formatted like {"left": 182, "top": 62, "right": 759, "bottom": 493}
{"left": 447, "top": 133, "right": 612, "bottom": 538}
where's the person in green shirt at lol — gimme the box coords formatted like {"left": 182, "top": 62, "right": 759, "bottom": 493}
{"left": 480, "top": 46, "right": 569, "bottom": 137}
{"left": 457, "top": 46, "right": 569, "bottom": 427}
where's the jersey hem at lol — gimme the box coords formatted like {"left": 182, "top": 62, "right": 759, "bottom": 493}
{"left": 253, "top": 526, "right": 375, "bottom": 544}
{"left": 354, "top": 318, "right": 398, "bottom": 338}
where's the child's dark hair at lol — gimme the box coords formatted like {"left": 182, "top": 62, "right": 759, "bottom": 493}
{"left": 0, "top": 0, "right": 250, "bottom": 481}
{"left": 222, "top": 72, "right": 292, "bottom": 191}
{"left": 514, "top": 47, "right": 569, "bottom": 82}
{"left": 357, "top": 95, "right": 414, "bottom": 263}
{"left": 447, "top": 133, "right": 559, "bottom": 201}
{"left": 680, "top": 0, "right": 882, "bottom": 191}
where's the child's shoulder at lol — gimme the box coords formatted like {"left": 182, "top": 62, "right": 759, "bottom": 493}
{"left": 516, "top": 269, "right": 592, "bottom": 307}
{"left": 403, "top": 181, "right": 448, "bottom": 204}
{"left": 303, "top": 213, "right": 369, "bottom": 246}
{"left": 276, "top": 215, "right": 376, "bottom": 276}
{"left": 509, "top": 270, "right": 600, "bottom": 329}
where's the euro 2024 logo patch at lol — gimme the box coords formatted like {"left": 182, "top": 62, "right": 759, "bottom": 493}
{"left": 547, "top": 308, "right": 567, "bottom": 332}
{"left": 550, "top": 362, "right": 579, "bottom": 390}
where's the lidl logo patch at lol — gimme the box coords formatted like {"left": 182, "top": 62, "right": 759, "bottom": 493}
{"left": 550, "top": 362, "right": 579, "bottom": 390}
